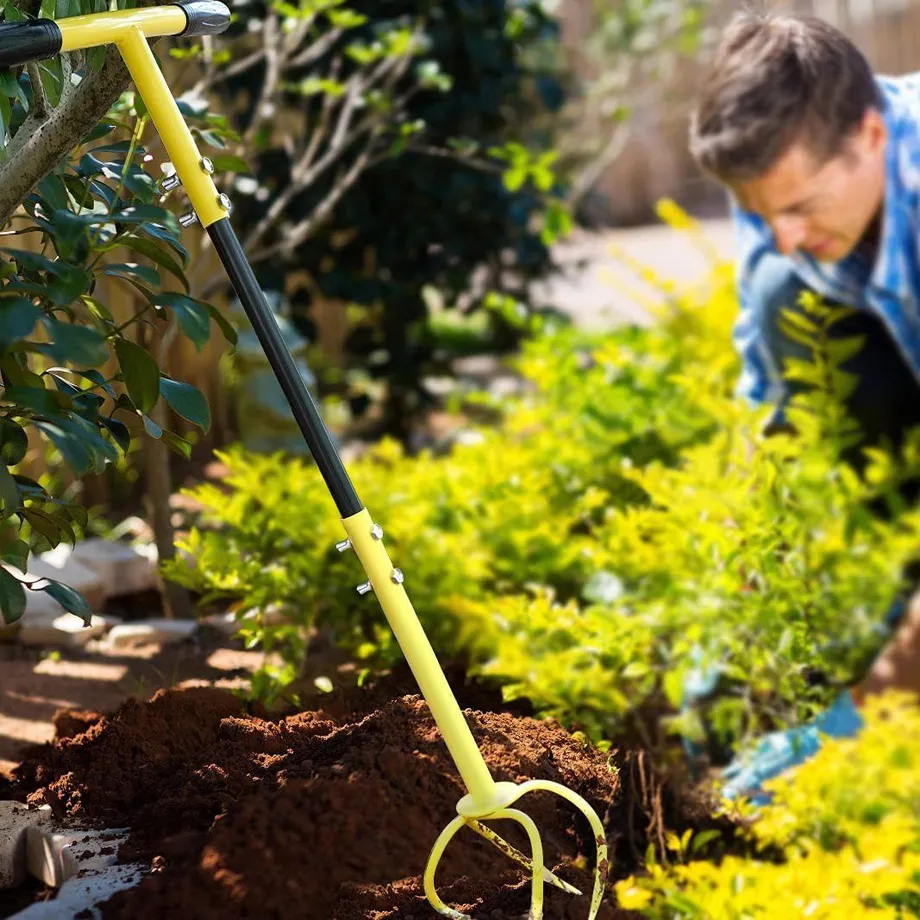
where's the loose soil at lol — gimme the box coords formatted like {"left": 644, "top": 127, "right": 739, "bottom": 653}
{"left": 2, "top": 668, "right": 717, "bottom": 919}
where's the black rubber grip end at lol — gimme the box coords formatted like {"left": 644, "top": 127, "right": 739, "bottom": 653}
{"left": 176, "top": 0, "right": 231, "bottom": 37}
{"left": 0, "top": 19, "right": 62, "bottom": 69}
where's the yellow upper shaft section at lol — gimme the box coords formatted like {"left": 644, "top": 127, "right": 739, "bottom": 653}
{"left": 116, "top": 27, "right": 225, "bottom": 228}
{"left": 58, "top": 6, "right": 188, "bottom": 51}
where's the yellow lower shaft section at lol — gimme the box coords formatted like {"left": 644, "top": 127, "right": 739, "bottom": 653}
{"left": 117, "top": 28, "right": 225, "bottom": 228}
{"left": 342, "top": 508, "right": 497, "bottom": 807}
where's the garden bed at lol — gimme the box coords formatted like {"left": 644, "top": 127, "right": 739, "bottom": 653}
{"left": 1, "top": 667, "right": 717, "bottom": 919}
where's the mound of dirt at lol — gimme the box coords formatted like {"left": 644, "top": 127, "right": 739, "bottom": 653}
{"left": 7, "top": 681, "right": 661, "bottom": 919}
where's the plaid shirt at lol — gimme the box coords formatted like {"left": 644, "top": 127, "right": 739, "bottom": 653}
{"left": 731, "top": 71, "right": 920, "bottom": 407}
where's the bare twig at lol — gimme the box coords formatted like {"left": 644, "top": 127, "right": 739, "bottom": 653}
{"left": 26, "top": 63, "right": 50, "bottom": 120}
{"left": 243, "top": 13, "right": 283, "bottom": 145}
{"left": 248, "top": 140, "right": 376, "bottom": 263}
{"left": 288, "top": 26, "right": 342, "bottom": 68}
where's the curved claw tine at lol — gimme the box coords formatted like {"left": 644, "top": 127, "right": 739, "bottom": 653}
{"left": 490, "top": 808, "right": 545, "bottom": 920}
{"left": 468, "top": 818, "right": 582, "bottom": 896}
{"left": 516, "top": 780, "right": 610, "bottom": 920}
{"left": 423, "top": 815, "right": 473, "bottom": 920}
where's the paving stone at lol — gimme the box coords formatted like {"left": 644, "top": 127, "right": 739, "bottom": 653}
{"left": 18, "top": 613, "right": 120, "bottom": 648}
{"left": 70, "top": 539, "right": 158, "bottom": 598}
{"left": 0, "top": 802, "right": 52, "bottom": 889}
{"left": 104, "top": 618, "right": 198, "bottom": 648}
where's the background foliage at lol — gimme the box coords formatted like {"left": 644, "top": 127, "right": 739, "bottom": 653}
{"left": 167, "top": 207, "right": 920, "bottom": 750}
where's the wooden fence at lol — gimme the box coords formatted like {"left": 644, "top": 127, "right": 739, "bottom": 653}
{"left": 572, "top": 0, "right": 920, "bottom": 225}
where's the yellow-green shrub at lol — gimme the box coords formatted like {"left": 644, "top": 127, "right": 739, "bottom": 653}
{"left": 167, "top": 203, "right": 920, "bottom": 746}
{"left": 615, "top": 691, "right": 920, "bottom": 918}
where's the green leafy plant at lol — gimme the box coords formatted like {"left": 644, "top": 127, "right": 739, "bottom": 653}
{"left": 169, "top": 203, "right": 920, "bottom": 750}
{"left": 0, "top": 81, "right": 237, "bottom": 625}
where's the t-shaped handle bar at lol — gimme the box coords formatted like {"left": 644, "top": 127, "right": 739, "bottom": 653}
{"left": 0, "top": 1, "right": 228, "bottom": 69}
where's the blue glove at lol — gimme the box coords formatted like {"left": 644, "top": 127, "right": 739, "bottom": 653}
{"left": 719, "top": 688, "right": 864, "bottom": 805}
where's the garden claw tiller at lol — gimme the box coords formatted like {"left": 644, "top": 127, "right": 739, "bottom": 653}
{"left": 0, "top": 5, "right": 610, "bottom": 916}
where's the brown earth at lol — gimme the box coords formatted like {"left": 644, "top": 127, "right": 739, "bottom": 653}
{"left": 1, "top": 668, "right": 718, "bottom": 919}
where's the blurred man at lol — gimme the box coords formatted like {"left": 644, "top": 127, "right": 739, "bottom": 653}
{"left": 686, "top": 10, "right": 920, "bottom": 800}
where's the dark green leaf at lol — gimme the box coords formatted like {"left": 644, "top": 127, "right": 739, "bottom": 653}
{"left": 75, "top": 368, "right": 117, "bottom": 400}
{"left": 0, "top": 462, "right": 20, "bottom": 516}
{"left": 100, "top": 416, "right": 131, "bottom": 453}
{"left": 197, "top": 128, "right": 226, "bottom": 149}
{"left": 5, "top": 248, "right": 66, "bottom": 276}
{"left": 209, "top": 154, "right": 251, "bottom": 174}
{"left": 1, "top": 539, "right": 30, "bottom": 573}
{"left": 66, "top": 502, "right": 89, "bottom": 531}
{"left": 0, "top": 419, "right": 28, "bottom": 466}
{"left": 160, "top": 428, "right": 192, "bottom": 459}
{"left": 204, "top": 302, "right": 238, "bottom": 346}
{"left": 81, "top": 295, "right": 114, "bottom": 324}
{"left": 40, "top": 579, "right": 93, "bottom": 625}
{"left": 160, "top": 377, "right": 211, "bottom": 431}
{"left": 45, "top": 320, "right": 108, "bottom": 367}
{"left": 140, "top": 222, "right": 188, "bottom": 259}
{"left": 0, "top": 300, "right": 42, "bottom": 349}
{"left": 115, "top": 338, "right": 160, "bottom": 414}
{"left": 87, "top": 45, "right": 107, "bottom": 72}
{"left": 112, "top": 204, "right": 177, "bottom": 227}
{"left": 91, "top": 140, "right": 145, "bottom": 155}
{"left": 1, "top": 357, "right": 46, "bottom": 389}
{"left": 0, "top": 94, "right": 11, "bottom": 143}
{"left": 156, "top": 293, "right": 210, "bottom": 351}
{"left": 119, "top": 237, "right": 189, "bottom": 291}
{"left": 37, "top": 174, "right": 70, "bottom": 212}
{"left": 45, "top": 266, "right": 92, "bottom": 308}
{"left": 13, "top": 476, "right": 50, "bottom": 502}
{"left": 38, "top": 56, "right": 64, "bottom": 108}
{"left": 0, "top": 568, "right": 26, "bottom": 625}
{"left": 142, "top": 414, "right": 162, "bottom": 438}
{"left": 4, "top": 385, "right": 72, "bottom": 416}
{"left": 83, "top": 121, "right": 116, "bottom": 143}
{"left": 102, "top": 262, "right": 161, "bottom": 287}
{"left": 34, "top": 420, "right": 94, "bottom": 474}
{"left": 22, "top": 508, "right": 64, "bottom": 549}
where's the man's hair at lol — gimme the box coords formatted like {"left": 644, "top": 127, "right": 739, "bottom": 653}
{"left": 689, "top": 11, "right": 884, "bottom": 183}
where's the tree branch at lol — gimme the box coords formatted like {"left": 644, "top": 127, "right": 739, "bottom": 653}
{"left": 0, "top": 10, "right": 165, "bottom": 228}
{"left": 26, "top": 63, "right": 49, "bottom": 121}
{"left": 248, "top": 141, "right": 375, "bottom": 264}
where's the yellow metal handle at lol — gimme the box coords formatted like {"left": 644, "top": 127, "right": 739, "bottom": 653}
{"left": 58, "top": 5, "right": 187, "bottom": 52}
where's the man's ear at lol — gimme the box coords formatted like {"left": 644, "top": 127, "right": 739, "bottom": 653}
{"left": 861, "top": 106, "right": 887, "bottom": 154}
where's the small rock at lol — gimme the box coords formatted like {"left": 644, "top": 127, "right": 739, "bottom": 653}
{"left": 25, "top": 828, "right": 78, "bottom": 888}
{"left": 70, "top": 539, "right": 158, "bottom": 598}
{"left": 104, "top": 619, "right": 197, "bottom": 648}
{"left": 0, "top": 802, "right": 51, "bottom": 889}
{"left": 19, "top": 613, "right": 120, "bottom": 648}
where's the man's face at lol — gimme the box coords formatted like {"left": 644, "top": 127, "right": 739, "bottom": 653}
{"left": 731, "top": 108, "right": 888, "bottom": 263}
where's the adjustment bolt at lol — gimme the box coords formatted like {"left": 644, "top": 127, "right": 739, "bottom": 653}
{"left": 371, "top": 524, "right": 383, "bottom": 540}
{"left": 200, "top": 156, "right": 215, "bottom": 174}
{"left": 356, "top": 581, "right": 373, "bottom": 595}
{"left": 391, "top": 568, "right": 404, "bottom": 585}
{"left": 161, "top": 174, "right": 181, "bottom": 191}
{"left": 335, "top": 539, "right": 352, "bottom": 552}
{"left": 179, "top": 211, "right": 199, "bottom": 227}
{"left": 217, "top": 193, "right": 232, "bottom": 211}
